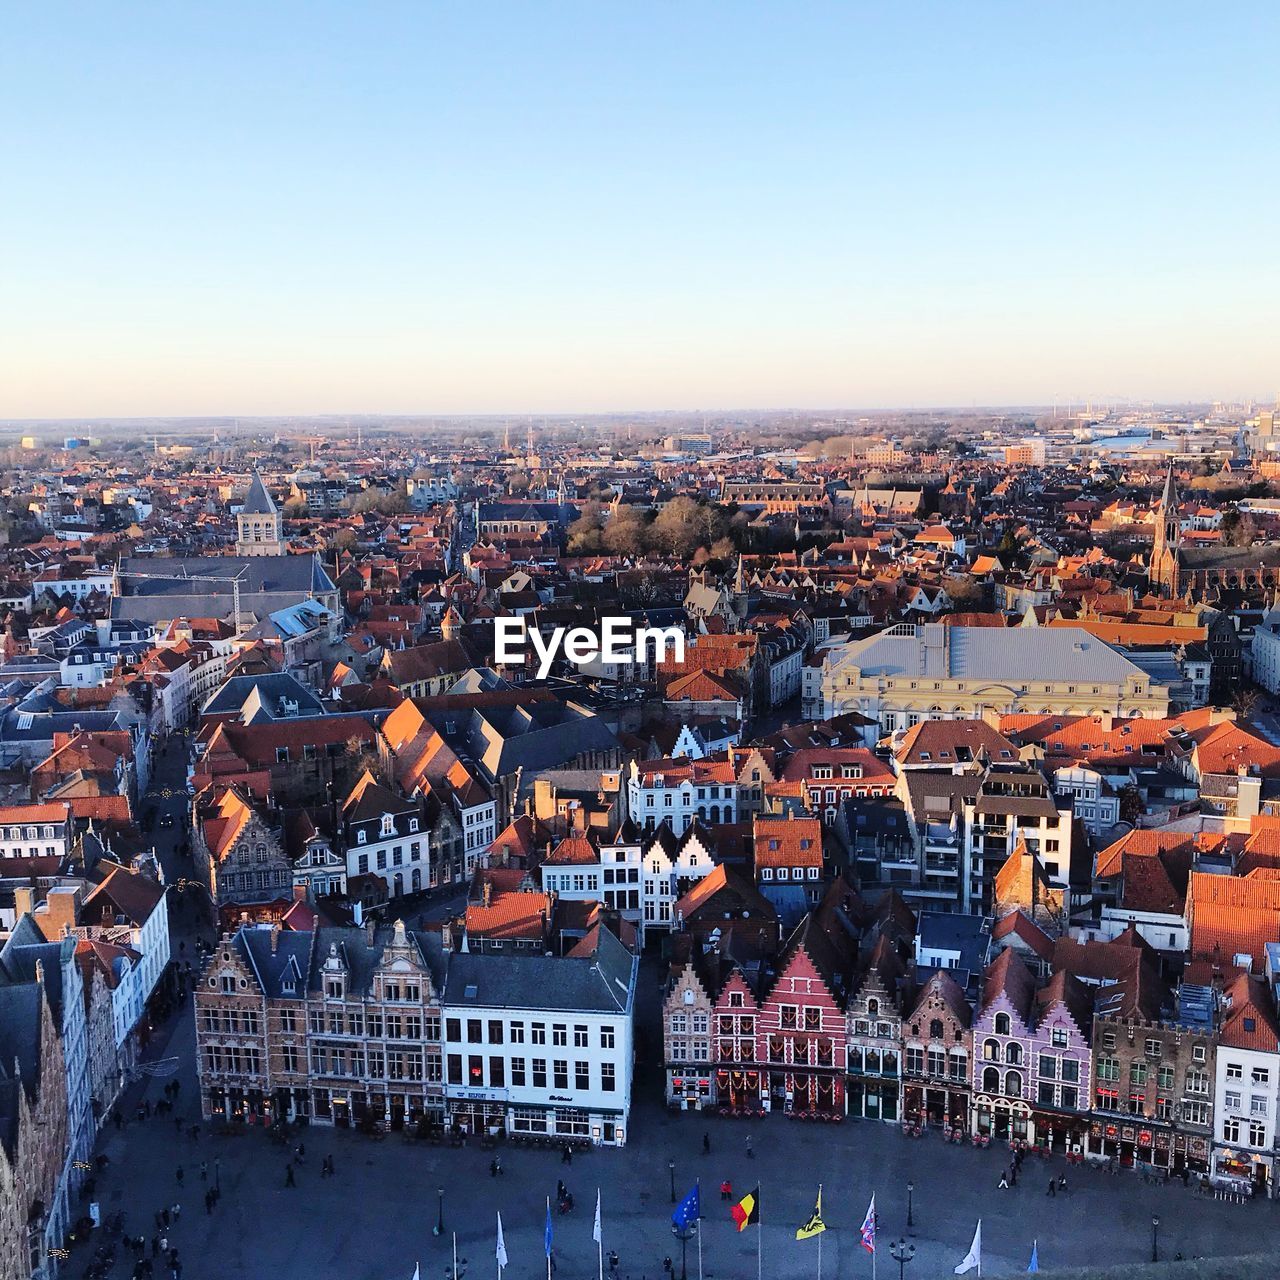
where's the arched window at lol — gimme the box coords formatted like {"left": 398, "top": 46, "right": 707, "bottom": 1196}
{"left": 393, "top": 872, "right": 404, "bottom": 896}
{"left": 982, "top": 1067, "right": 1000, "bottom": 1092}
{"left": 983, "top": 1038, "right": 1000, "bottom": 1062}
{"left": 1005, "top": 1042, "right": 1022, "bottom": 1065}
{"left": 1005, "top": 1070, "right": 1022, "bottom": 1096}
{"left": 929, "top": 1018, "right": 944, "bottom": 1040}
{"left": 994, "top": 1012, "right": 1011, "bottom": 1036}
{"left": 866, "top": 998, "right": 879, "bottom": 1016}
{"left": 412, "top": 869, "right": 421, "bottom": 892}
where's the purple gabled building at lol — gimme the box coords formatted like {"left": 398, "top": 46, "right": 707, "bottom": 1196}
{"left": 972, "top": 948, "right": 1038, "bottom": 1141}
{"left": 1029, "top": 969, "right": 1093, "bottom": 1153}
{"left": 971, "top": 947, "right": 1093, "bottom": 1149}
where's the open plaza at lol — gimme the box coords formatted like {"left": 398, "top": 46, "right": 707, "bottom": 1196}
{"left": 82, "top": 998, "right": 1280, "bottom": 1280}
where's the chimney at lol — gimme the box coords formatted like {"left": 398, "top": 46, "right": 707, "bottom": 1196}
{"left": 292, "top": 883, "right": 309, "bottom": 903}
{"left": 42, "top": 884, "right": 83, "bottom": 940}
{"left": 482, "top": 880, "right": 492, "bottom": 908}
{"left": 270, "top": 922, "right": 281, "bottom": 954}
{"left": 365, "top": 916, "right": 376, "bottom": 945}
{"left": 13, "top": 886, "right": 34, "bottom": 919}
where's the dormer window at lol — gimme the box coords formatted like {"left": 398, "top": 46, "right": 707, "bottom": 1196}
{"left": 381, "top": 815, "right": 395, "bottom": 837}
{"left": 410, "top": 818, "right": 419, "bottom": 833}
{"left": 357, "top": 830, "right": 367, "bottom": 845}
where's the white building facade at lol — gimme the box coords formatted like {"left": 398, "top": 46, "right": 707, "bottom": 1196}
{"left": 441, "top": 930, "right": 637, "bottom": 1146}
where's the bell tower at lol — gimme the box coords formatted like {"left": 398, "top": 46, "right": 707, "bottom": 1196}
{"left": 236, "top": 469, "right": 285, "bottom": 557}
{"left": 1151, "top": 462, "right": 1181, "bottom": 596}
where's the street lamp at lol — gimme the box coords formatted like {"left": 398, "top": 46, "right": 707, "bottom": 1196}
{"left": 1151, "top": 1215, "right": 1160, "bottom": 1264}
{"left": 669, "top": 1158, "right": 676, "bottom": 1204}
{"left": 889, "top": 1237, "right": 915, "bottom": 1280}
{"left": 434, "top": 1186, "right": 444, "bottom": 1237}
{"left": 906, "top": 1180, "right": 914, "bottom": 1231}
{"left": 671, "top": 1221, "right": 696, "bottom": 1280}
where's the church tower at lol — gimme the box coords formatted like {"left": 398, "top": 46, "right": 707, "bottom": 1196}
{"left": 236, "top": 470, "right": 285, "bottom": 557}
{"left": 1150, "top": 462, "right": 1182, "bottom": 596}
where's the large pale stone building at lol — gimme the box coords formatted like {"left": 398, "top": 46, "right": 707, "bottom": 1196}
{"left": 819, "top": 624, "right": 1170, "bottom": 735}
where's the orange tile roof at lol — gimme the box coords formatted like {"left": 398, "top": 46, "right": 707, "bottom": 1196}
{"left": 544, "top": 833, "right": 598, "bottom": 866}
{"left": 752, "top": 816, "right": 822, "bottom": 868}
{"left": 1188, "top": 871, "right": 1280, "bottom": 969}
{"left": 465, "top": 890, "right": 551, "bottom": 941}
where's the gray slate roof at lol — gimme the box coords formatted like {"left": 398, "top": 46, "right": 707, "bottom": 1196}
{"left": 444, "top": 925, "right": 636, "bottom": 1015}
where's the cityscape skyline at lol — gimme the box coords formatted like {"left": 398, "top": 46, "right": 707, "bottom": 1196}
{"left": 4, "top": 2, "right": 1278, "bottom": 417}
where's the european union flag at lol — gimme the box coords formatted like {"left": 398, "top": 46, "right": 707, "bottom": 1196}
{"left": 672, "top": 1183, "right": 700, "bottom": 1231}
{"left": 544, "top": 1201, "right": 553, "bottom": 1258}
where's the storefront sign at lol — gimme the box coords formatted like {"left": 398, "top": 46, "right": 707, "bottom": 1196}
{"left": 448, "top": 1087, "right": 508, "bottom": 1102}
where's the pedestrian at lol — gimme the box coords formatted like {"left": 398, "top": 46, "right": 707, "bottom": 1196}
{"left": 161, "top": 1209, "right": 170, "bottom": 1230}
{"left": 199, "top": 1161, "right": 207, "bottom": 1182}
{"left": 171, "top": 1203, "right": 180, "bottom": 1220}
{"left": 151, "top": 1236, "right": 160, "bottom": 1258}
{"left": 998, "top": 1172, "right": 1008, "bottom": 1189}
{"left": 159, "top": 1235, "right": 168, "bottom": 1254}
{"left": 1010, "top": 1165, "right": 1018, "bottom": 1187}
{"left": 663, "top": 1256, "right": 673, "bottom": 1274}
{"left": 285, "top": 1164, "right": 295, "bottom": 1188}
{"left": 720, "top": 1179, "right": 732, "bottom": 1202}
{"left": 556, "top": 1179, "right": 566, "bottom": 1202}
{"left": 155, "top": 1212, "right": 164, "bottom": 1232}
{"left": 549, "top": 1247, "right": 557, "bottom": 1274}
{"left": 175, "top": 1165, "right": 183, "bottom": 1186}
{"left": 561, "top": 1142, "right": 572, "bottom": 1165}
{"left": 1047, "top": 1178, "right": 1056, "bottom": 1197}
{"left": 1058, "top": 1174, "right": 1067, "bottom": 1194}
{"left": 702, "top": 1132, "right": 710, "bottom": 1155}
{"left": 746, "top": 1134, "right": 754, "bottom": 1159}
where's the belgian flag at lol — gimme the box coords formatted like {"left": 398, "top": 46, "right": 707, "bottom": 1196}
{"left": 731, "top": 1187, "right": 760, "bottom": 1232}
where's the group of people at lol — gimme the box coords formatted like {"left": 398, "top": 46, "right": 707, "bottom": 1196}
{"left": 995, "top": 1144, "right": 1070, "bottom": 1197}
{"left": 284, "top": 1141, "right": 337, "bottom": 1185}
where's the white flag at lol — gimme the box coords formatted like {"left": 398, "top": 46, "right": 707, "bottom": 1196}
{"left": 593, "top": 1188, "right": 602, "bottom": 1244}
{"left": 496, "top": 1212, "right": 509, "bottom": 1269}
{"left": 955, "top": 1220, "right": 982, "bottom": 1275}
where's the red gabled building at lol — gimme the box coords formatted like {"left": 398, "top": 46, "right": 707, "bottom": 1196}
{"left": 755, "top": 905, "right": 854, "bottom": 1119}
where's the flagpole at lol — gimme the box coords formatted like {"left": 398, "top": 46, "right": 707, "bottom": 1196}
{"left": 816, "top": 1184, "right": 823, "bottom": 1280}
{"left": 547, "top": 1197, "right": 552, "bottom": 1280}
{"left": 757, "top": 1183, "right": 763, "bottom": 1280}
{"left": 697, "top": 1178, "right": 703, "bottom": 1280}
{"left": 453, "top": 1232, "right": 458, "bottom": 1280}
{"left": 597, "top": 1188, "right": 603, "bottom": 1280}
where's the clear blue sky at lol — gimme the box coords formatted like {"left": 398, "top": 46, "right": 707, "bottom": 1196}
{"left": 3, "top": 3, "right": 1276, "bottom": 417}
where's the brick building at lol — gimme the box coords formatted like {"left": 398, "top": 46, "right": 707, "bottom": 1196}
{"left": 196, "top": 920, "right": 446, "bottom": 1131}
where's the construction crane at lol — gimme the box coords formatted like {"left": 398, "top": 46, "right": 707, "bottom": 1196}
{"left": 113, "top": 564, "right": 251, "bottom": 636}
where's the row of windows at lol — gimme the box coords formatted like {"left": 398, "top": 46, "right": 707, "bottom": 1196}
{"left": 760, "top": 866, "right": 819, "bottom": 882}
{"left": 0, "top": 826, "right": 59, "bottom": 840}
{"left": 446, "top": 1017, "right": 615, "bottom": 1050}
{"left": 310, "top": 1045, "right": 440, "bottom": 1081}
{"left": 448, "top": 1054, "right": 616, "bottom": 1092}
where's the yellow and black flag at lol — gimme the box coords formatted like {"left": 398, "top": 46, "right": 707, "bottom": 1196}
{"left": 796, "top": 1186, "right": 826, "bottom": 1240}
